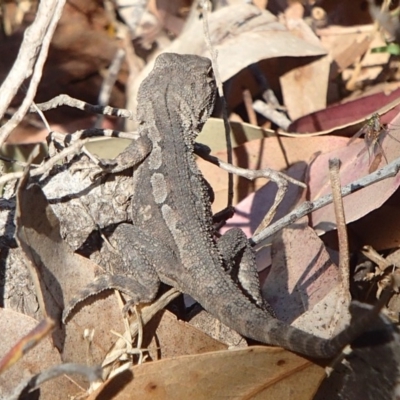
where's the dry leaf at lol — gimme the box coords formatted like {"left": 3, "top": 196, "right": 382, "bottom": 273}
{"left": 0, "top": 317, "right": 54, "bottom": 374}
{"left": 198, "top": 118, "right": 351, "bottom": 213}
{"left": 88, "top": 346, "right": 325, "bottom": 400}
{"left": 288, "top": 87, "right": 400, "bottom": 134}
{"left": 127, "top": 3, "right": 327, "bottom": 129}
{"left": 15, "top": 180, "right": 125, "bottom": 387}
{"left": 0, "top": 309, "right": 78, "bottom": 399}
{"left": 280, "top": 18, "right": 329, "bottom": 120}
{"left": 308, "top": 113, "right": 400, "bottom": 236}
{"left": 265, "top": 220, "right": 350, "bottom": 337}
{"left": 318, "top": 25, "right": 373, "bottom": 73}
{"left": 144, "top": 310, "right": 228, "bottom": 360}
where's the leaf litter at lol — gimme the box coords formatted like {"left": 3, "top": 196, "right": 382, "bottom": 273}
{"left": 1, "top": 1, "right": 400, "bottom": 399}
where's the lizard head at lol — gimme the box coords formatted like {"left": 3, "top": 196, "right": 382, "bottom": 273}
{"left": 137, "top": 53, "right": 217, "bottom": 146}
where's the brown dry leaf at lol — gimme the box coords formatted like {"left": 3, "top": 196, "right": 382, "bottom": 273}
{"left": 219, "top": 162, "right": 306, "bottom": 239}
{"left": 128, "top": 3, "right": 327, "bottom": 127}
{"left": 318, "top": 25, "right": 373, "bottom": 74}
{"left": 168, "top": 3, "right": 327, "bottom": 82}
{"left": 16, "top": 180, "right": 104, "bottom": 311}
{"left": 280, "top": 18, "right": 330, "bottom": 120}
{"left": 264, "top": 220, "right": 350, "bottom": 337}
{"left": 198, "top": 118, "right": 354, "bottom": 216}
{"left": 198, "top": 118, "right": 350, "bottom": 213}
{"left": 213, "top": 137, "right": 347, "bottom": 273}
{"left": 308, "top": 112, "right": 400, "bottom": 236}
{"left": 62, "top": 292, "right": 124, "bottom": 372}
{"left": 342, "top": 34, "right": 390, "bottom": 91}
{"left": 188, "top": 307, "right": 247, "bottom": 348}
{"left": 199, "top": 117, "right": 275, "bottom": 153}
{"left": 88, "top": 346, "right": 325, "bottom": 400}
{"left": 144, "top": 310, "right": 228, "bottom": 361}
{"left": 15, "top": 180, "right": 125, "bottom": 385}
{"left": 0, "top": 308, "right": 79, "bottom": 399}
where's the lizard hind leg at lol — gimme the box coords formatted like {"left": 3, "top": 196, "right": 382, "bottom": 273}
{"left": 217, "top": 228, "right": 274, "bottom": 315}
{"left": 62, "top": 223, "right": 170, "bottom": 324}
{"left": 62, "top": 274, "right": 160, "bottom": 323}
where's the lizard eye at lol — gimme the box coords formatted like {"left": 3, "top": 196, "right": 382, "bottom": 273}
{"left": 206, "top": 66, "right": 215, "bottom": 82}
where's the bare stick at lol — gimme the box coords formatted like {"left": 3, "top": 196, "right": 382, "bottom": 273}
{"left": 0, "top": 0, "right": 66, "bottom": 147}
{"left": 95, "top": 48, "right": 126, "bottom": 128}
{"left": 0, "top": 155, "right": 39, "bottom": 168}
{"left": 30, "top": 94, "right": 134, "bottom": 119}
{"left": 31, "top": 102, "right": 51, "bottom": 132}
{"left": 252, "top": 156, "right": 400, "bottom": 245}
{"left": 253, "top": 100, "right": 291, "bottom": 130}
{"left": 329, "top": 158, "right": 350, "bottom": 294}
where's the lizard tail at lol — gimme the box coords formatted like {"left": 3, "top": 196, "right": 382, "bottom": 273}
{"left": 266, "top": 297, "right": 389, "bottom": 358}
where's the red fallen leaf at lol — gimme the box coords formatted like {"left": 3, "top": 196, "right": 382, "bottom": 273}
{"left": 288, "top": 87, "right": 400, "bottom": 134}
{"left": 308, "top": 111, "right": 400, "bottom": 236}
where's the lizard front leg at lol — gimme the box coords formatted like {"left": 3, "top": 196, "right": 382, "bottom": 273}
{"left": 71, "top": 133, "right": 153, "bottom": 179}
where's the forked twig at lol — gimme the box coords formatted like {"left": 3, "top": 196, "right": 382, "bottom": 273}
{"left": 197, "top": 150, "right": 306, "bottom": 231}
{"left": 252, "top": 156, "right": 400, "bottom": 245}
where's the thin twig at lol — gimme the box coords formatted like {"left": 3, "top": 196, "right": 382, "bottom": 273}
{"left": 56, "top": 128, "right": 138, "bottom": 142}
{"left": 31, "top": 102, "right": 51, "bottom": 132}
{"left": 198, "top": 152, "right": 306, "bottom": 188}
{"left": 362, "top": 245, "right": 391, "bottom": 275}
{"left": 253, "top": 100, "right": 291, "bottom": 130}
{"left": 249, "top": 63, "right": 284, "bottom": 110}
{"left": 30, "top": 94, "right": 134, "bottom": 119}
{"left": 0, "top": 155, "right": 40, "bottom": 168}
{"left": 101, "top": 288, "right": 180, "bottom": 380}
{"left": 95, "top": 48, "right": 126, "bottom": 128}
{"left": 252, "top": 156, "right": 400, "bottom": 245}
{"left": 9, "top": 364, "right": 101, "bottom": 400}
{"left": 329, "top": 158, "right": 350, "bottom": 286}
{"left": 329, "top": 158, "right": 350, "bottom": 295}
{"left": 198, "top": 151, "right": 306, "bottom": 232}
